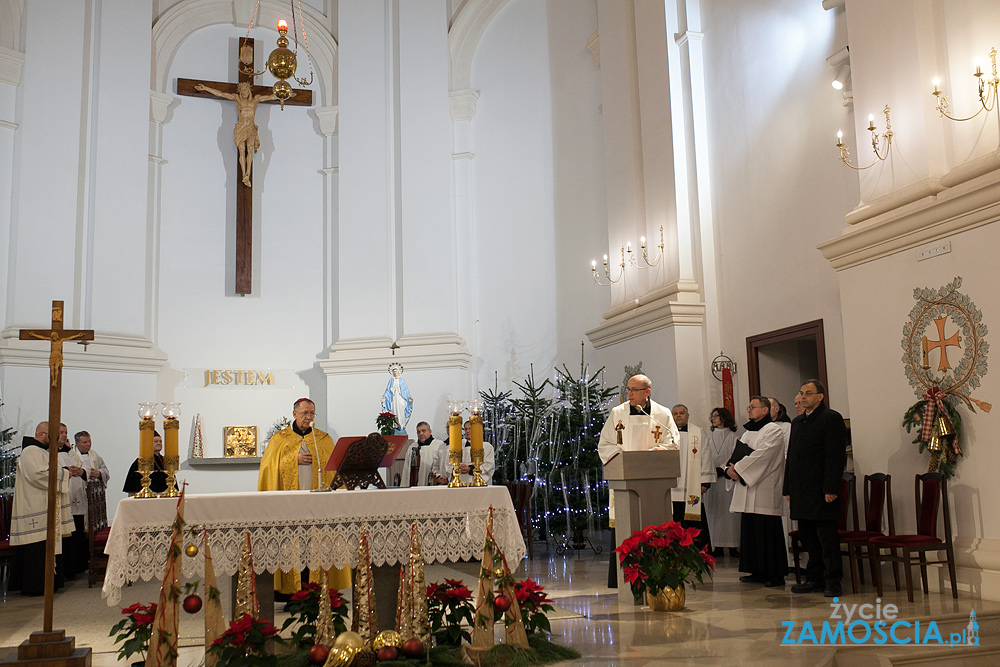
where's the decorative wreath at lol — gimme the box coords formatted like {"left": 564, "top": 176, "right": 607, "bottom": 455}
{"left": 900, "top": 277, "right": 990, "bottom": 477}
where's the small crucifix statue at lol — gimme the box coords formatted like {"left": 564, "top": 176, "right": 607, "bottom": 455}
{"left": 176, "top": 38, "right": 312, "bottom": 295}
{"left": 19, "top": 301, "right": 93, "bottom": 634}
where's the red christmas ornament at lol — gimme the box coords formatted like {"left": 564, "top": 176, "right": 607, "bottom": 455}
{"left": 376, "top": 646, "right": 399, "bottom": 662}
{"left": 493, "top": 594, "right": 512, "bottom": 612}
{"left": 308, "top": 643, "right": 330, "bottom": 665}
{"left": 182, "top": 594, "right": 202, "bottom": 614}
{"left": 401, "top": 638, "right": 423, "bottom": 658}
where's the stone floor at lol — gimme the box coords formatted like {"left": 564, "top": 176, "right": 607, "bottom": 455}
{"left": 1, "top": 540, "right": 995, "bottom": 666}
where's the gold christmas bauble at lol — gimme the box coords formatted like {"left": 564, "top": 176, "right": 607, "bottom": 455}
{"left": 371, "top": 630, "right": 403, "bottom": 650}
{"left": 493, "top": 566, "right": 505, "bottom": 579}
{"left": 323, "top": 646, "right": 352, "bottom": 667}
{"left": 333, "top": 631, "right": 366, "bottom": 651}
{"left": 184, "top": 544, "right": 199, "bottom": 557}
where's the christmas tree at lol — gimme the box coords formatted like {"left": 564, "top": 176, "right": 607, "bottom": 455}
{"left": 485, "top": 348, "right": 617, "bottom": 548}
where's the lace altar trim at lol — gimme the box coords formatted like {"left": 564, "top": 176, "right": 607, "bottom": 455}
{"left": 102, "top": 507, "right": 521, "bottom": 606}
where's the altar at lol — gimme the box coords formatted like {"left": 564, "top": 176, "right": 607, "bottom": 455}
{"left": 102, "top": 486, "right": 524, "bottom": 607}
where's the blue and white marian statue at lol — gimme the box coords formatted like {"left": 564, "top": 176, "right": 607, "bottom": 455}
{"left": 382, "top": 362, "right": 413, "bottom": 431}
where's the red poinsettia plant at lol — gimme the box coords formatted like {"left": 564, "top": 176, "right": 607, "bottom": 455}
{"left": 427, "top": 578, "right": 475, "bottom": 646}
{"left": 109, "top": 602, "right": 157, "bottom": 663}
{"left": 513, "top": 579, "right": 555, "bottom": 635}
{"left": 614, "top": 521, "right": 715, "bottom": 597}
{"left": 281, "top": 581, "right": 349, "bottom": 645}
{"left": 376, "top": 411, "right": 398, "bottom": 435}
{"left": 206, "top": 613, "right": 282, "bottom": 667}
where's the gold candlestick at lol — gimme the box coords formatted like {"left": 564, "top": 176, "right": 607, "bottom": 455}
{"left": 448, "top": 447, "right": 466, "bottom": 488}
{"left": 136, "top": 456, "right": 156, "bottom": 498}
{"left": 469, "top": 447, "right": 486, "bottom": 487}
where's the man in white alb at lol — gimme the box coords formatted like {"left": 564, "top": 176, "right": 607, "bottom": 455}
{"left": 598, "top": 374, "right": 679, "bottom": 587}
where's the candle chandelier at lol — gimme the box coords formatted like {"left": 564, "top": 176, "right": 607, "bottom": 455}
{"left": 241, "top": 0, "right": 315, "bottom": 109}
{"left": 591, "top": 226, "right": 664, "bottom": 287}
{"left": 836, "top": 105, "right": 893, "bottom": 170}
{"left": 932, "top": 47, "right": 999, "bottom": 122}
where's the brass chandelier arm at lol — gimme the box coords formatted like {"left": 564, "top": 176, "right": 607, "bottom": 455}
{"left": 932, "top": 47, "right": 1000, "bottom": 123}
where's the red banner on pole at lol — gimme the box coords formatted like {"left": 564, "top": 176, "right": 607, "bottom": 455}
{"left": 722, "top": 367, "right": 735, "bottom": 417}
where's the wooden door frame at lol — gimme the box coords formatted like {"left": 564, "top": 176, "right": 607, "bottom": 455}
{"left": 746, "top": 319, "right": 828, "bottom": 401}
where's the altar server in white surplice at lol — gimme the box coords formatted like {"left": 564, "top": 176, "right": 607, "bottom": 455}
{"left": 727, "top": 396, "right": 787, "bottom": 588}
{"left": 402, "top": 421, "right": 446, "bottom": 487}
{"left": 10, "top": 422, "right": 75, "bottom": 596}
{"left": 670, "top": 404, "right": 715, "bottom": 550}
{"left": 599, "top": 374, "right": 679, "bottom": 588}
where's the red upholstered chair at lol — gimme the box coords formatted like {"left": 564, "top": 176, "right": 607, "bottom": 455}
{"left": 86, "top": 480, "right": 110, "bottom": 588}
{"left": 505, "top": 481, "right": 534, "bottom": 560}
{"left": 869, "top": 472, "right": 957, "bottom": 603}
{"left": 839, "top": 473, "right": 898, "bottom": 593}
{"left": 790, "top": 472, "right": 856, "bottom": 585}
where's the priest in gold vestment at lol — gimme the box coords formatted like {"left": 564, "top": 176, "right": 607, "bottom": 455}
{"left": 258, "top": 398, "right": 351, "bottom": 593}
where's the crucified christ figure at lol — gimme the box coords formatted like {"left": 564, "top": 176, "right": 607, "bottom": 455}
{"left": 195, "top": 81, "right": 293, "bottom": 186}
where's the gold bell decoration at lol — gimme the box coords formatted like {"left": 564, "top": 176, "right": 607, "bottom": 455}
{"left": 935, "top": 414, "right": 955, "bottom": 438}
{"left": 372, "top": 630, "right": 403, "bottom": 650}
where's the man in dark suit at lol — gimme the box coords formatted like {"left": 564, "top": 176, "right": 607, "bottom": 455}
{"left": 784, "top": 379, "right": 847, "bottom": 597}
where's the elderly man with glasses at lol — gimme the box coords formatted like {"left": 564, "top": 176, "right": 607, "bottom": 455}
{"left": 598, "top": 374, "right": 680, "bottom": 588}
{"left": 726, "top": 396, "right": 788, "bottom": 588}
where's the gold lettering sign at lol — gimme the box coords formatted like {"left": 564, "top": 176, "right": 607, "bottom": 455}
{"left": 204, "top": 370, "right": 275, "bottom": 387}
{"left": 224, "top": 426, "right": 258, "bottom": 457}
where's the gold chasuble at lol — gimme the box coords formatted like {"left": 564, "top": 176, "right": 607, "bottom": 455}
{"left": 257, "top": 426, "right": 351, "bottom": 593}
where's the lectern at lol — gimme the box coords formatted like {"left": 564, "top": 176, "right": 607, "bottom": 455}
{"left": 604, "top": 449, "right": 681, "bottom": 604}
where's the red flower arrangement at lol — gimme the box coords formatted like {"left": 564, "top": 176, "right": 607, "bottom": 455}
{"left": 281, "top": 581, "right": 349, "bottom": 646}
{"left": 207, "top": 613, "right": 281, "bottom": 667}
{"left": 513, "top": 579, "right": 555, "bottom": 635}
{"left": 109, "top": 602, "right": 158, "bottom": 663}
{"left": 614, "top": 521, "right": 715, "bottom": 597}
{"left": 426, "top": 578, "right": 475, "bottom": 646}
{"left": 376, "top": 411, "right": 398, "bottom": 435}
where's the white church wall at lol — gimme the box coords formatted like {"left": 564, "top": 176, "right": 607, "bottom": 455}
{"left": 155, "top": 22, "right": 329, "bottom": 493}
{"left": 838, "top": 222, "right": 1000, "bottom": 598}
{"left": 700, "top": 0, "right": 857, "bottom": 415}
{"left": 6, "top": 0, "right": 87, "bottom": 326}
{"left": 469, "top": 0, "right": 607, "bottom": 396}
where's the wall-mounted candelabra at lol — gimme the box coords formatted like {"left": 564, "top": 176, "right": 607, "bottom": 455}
{"left": 836, "top": 105, "right": 893, "bottom": 170}
{"left": 932, "top": 47, "right": 999, "bottom": 122}
{"left": 591, "top": 226, "right": 664, "bottom": 287}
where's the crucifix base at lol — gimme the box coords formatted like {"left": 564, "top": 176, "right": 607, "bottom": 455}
{"left": 0, "top": 630, "right": 92, "bottom": 666}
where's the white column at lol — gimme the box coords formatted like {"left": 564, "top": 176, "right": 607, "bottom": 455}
{"left": 334, "top": 0, "right": 394, "bottom": 349}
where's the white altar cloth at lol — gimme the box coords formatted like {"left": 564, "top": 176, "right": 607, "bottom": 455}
{"left": 102, "top": 486, "right": 523, "bottom": 605}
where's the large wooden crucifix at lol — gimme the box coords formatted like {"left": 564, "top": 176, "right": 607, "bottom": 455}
{"left": 176, "top": 38, "right": 312, "bottom": 295}
{"left": 18, "top": 301, "right": 93, "bottom": 646}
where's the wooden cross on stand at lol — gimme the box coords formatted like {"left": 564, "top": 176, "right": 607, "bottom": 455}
{"left": 176, "top": 38, "right": 312, "bottom": 295}
{"left": 18, "top": 301, "right": 93, "bottom": 647}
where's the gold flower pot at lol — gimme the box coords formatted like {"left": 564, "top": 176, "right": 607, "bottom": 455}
{"left": 646, "top": 585, "right": 685, "bottom": 611}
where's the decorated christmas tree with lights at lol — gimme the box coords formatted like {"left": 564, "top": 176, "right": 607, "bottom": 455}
{"left": 484, "top": 348, "right": 618, "bottom": 548}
